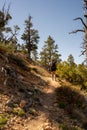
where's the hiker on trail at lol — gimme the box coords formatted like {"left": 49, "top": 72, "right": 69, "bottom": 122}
{"left": 50, "top": 60, "right": 57, "bottom": 81}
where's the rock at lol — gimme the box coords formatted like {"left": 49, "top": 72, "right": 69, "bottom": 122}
{"left": 5, "top": 106, "right": 13, "bottom": 113}
{"left": 29, "top": 108, "right": 38, "bottom": 116}
{"left": 43, "top": 122, "right": 52, "bottom": 130}
{"left": 20, "top": 100, "right": 26, "bottom": 108}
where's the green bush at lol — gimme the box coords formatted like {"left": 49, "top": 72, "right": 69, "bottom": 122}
{"left": 13, "top": 108, "right": 25, "bottom": 117}
{"left": 0, "top": 42, "right": 17, "bottom": 53}
{"left": 56, "top": 62, "right": 87, "bottom": 89}
{"left": 0, "top": 115, "right": 8, "bottom": 128}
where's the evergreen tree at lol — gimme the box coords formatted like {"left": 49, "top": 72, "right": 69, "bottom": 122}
{"left": 0, "top": 3, "right": 12, "bottom": 42}
{"left": 67, "top": 54, "right": 75, "bottom": 66}
{"left": 21, "top": 15, "right": 40, "bottom": 59}
{"left": 7, "top": 25, "right": 20, "bottom": 52}
{"left": 40, "top": 44, "right": 49, "bottom": 66}
{"left": 40, "top": 35, "right": 61, "bottom": 66}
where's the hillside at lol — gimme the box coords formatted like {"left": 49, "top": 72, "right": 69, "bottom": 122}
{"left": 0, "top": 49, "right": 87, "bottom": 130}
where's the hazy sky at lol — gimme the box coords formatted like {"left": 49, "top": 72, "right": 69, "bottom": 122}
{"left": 0, "top": 0, "right": 85, "bottom": 64}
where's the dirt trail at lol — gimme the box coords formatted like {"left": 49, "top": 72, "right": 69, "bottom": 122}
{"left": 0, "top": 54, "right": 61, "bottom": 130}
{"left": 25, "top": 77, "right": 60, "bottom": 130}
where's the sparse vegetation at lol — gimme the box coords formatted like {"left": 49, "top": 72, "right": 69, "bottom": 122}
{"left": 59, "top": 123, "right": 83, "bottom": 130}
{"left": 13, "top": 108, "right": 25, "bottom": 117}
{"left": 7, "top": 53, "right": 29, "bottom": 70}
{"left": 0, "top": 2, "right": 87, "bottom": 130}
{"left": 0, "top": 114, "right": 9, "bottom": 128}
{"left": 56, "top": 62, "right": 87, "bottom": 91}
{"left": 56, "top": 85, "right": 85, "bottom": 110}
{"left": 0, "top": 49, "right": 87, "bottom": 129}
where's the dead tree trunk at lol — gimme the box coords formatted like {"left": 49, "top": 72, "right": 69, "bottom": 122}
{"left": 69, "top": 0, "right": 87, "bottom": 64}
{"left": 84, "top": 4, "right": 87, "bottom": 64}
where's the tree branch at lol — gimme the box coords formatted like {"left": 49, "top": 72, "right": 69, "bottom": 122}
{"left": 69, "top": 29, "right": 85, "bottom": 34}
{"left": 80, "top": 50, "right": 86, "bottom": 56}
{"left": 74, "top": 17, "right": 87, "bottom": 29}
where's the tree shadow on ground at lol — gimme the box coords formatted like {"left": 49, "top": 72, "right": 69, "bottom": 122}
{"left": 54, "top": 84, "right": 87, "bottom": 130}
{"left": 0, "top": 59, "right": 87, "bottom": 130}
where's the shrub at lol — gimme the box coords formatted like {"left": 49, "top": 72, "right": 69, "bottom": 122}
{"left": 56, "top": 86, "right": 85, "bottom": 110}
{"left": 0, "top": 114, "right": 8, "bottom": 128}
{"left": 13, "top": 108, "right": 25, "bottom": 117}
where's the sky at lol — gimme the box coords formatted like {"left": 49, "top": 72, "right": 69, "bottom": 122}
{"left": 0, "top": 0, "right": 86, "bottom": 64}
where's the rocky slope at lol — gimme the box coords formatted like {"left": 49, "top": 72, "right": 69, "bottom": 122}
{"left": 0, "top": 49, "right": 87, "bottom": 130}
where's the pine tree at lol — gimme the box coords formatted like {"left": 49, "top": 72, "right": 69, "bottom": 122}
{"left": 40, "top": 44, "right": 49, "bottom": 66}
{"left": 40, "top": 35, "right": 61, "bottom": 67}
{"left": 67, "top": 54, "right": 75, "bottom": 66}
{"left": 0, "top": 3, "right": 12, "bottom": 42}
{"left": 21, "top": 15, "right": 40, "bottom": 59}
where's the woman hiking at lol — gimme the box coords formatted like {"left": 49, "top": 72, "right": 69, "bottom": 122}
{"left": 50, "top": 60, "right": 57, "bottom": 81}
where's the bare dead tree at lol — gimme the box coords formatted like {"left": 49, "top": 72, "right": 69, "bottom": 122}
{"left": 69, "top": 0, "right": 87, "bottom": 64}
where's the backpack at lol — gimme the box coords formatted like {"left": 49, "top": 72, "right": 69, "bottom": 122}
{"left": 51, "top": 61, "right": 56, "bottom": 71}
